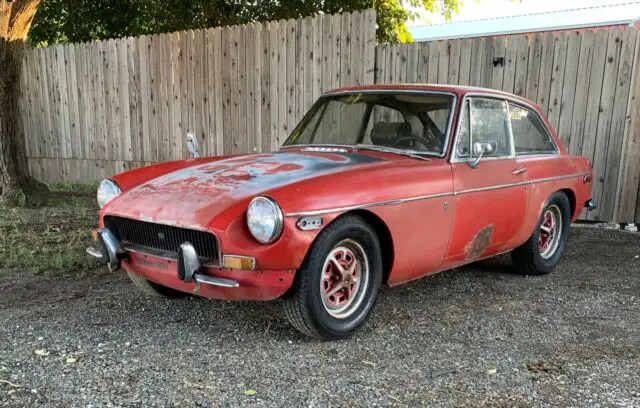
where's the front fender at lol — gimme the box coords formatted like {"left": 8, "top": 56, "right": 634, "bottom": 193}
{"left": 208, "top": 203, "right": 343, "bottom": 271}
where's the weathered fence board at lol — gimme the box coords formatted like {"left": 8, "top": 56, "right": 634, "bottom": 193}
{"left": 567, "top": 31, "right": 594, "bottom": 156}
{"left": 589, "top": 29, "right": 624, "bottom": 221}
{"left": 602, "top": 29, "right": 637, "bottom": 221}
{"left": 20, "top": 10, "right": 376, "bottom": 178}
{"left": 613, "top": 30, "right": 640, "bottom": 222}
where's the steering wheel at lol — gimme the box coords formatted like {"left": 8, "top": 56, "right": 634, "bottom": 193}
{"left": 393, "top": 136, "right": 431, "bottom": 149}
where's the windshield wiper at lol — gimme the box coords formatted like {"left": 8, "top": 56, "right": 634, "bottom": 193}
{"left": 355, "top": 144, "right": 432, "bottom": 161}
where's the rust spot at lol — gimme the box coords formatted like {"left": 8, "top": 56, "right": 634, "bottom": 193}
{"left": 466, "top": 225, "right": 494, "bottom": 259}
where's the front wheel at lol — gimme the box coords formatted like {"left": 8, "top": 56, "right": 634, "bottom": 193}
{"left": 511, "top": 192, "right": 571, "bottom": 275}
{"left": 283, "top": 215, "right": 383, "bottom": 340}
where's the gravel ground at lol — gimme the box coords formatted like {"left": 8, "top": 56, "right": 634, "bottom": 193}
{"left": 1, "top": 227, "right": 639, "bottom": 407}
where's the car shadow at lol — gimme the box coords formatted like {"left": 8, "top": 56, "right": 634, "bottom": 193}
{"left": 201, "top": 256, "right": 527, "bottom": 341}
{"left": 73, "top": 254, "right": 530, "bottom": 342}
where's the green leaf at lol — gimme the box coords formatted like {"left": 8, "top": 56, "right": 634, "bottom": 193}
{"left": 28, "top": 0, "right": 463, "bottom": 46}
{"left": 243, "top": 389, "right": 257, "bottom": 396}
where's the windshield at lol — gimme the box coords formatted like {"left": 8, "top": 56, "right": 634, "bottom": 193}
{"left": 283, "top": 92, "right": 455, "bottom": 156}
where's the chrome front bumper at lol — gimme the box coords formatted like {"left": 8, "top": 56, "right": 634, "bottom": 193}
{"left": 85, "top": 229, "right": 123, "bottom": 272}
{"left": 86, "top": 229, "right": 238, "bottom": 288}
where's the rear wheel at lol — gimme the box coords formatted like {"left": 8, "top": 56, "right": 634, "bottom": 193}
{"left": 511, "top": 192, "right": 571, "bottom": 275}
{"left": 283, "top": 215, "right": 383, "bottom": 340}
{"left": 127, "top": 272, "right": 189, "bottom": 298}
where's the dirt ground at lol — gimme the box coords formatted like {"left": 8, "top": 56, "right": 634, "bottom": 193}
{"left": 0, "top": 226, "right": 639, "bottom": 407}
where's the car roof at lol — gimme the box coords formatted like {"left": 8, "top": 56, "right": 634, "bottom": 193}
{"left": 326, "top": 83, "right": 538, "bottom": 110}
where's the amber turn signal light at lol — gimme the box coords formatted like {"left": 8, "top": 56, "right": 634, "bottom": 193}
{"left": 90, "top": 229, "right": 99, "bottom": 242}
{"left": 222, "top": 255, "right": 256, "bottom": 270}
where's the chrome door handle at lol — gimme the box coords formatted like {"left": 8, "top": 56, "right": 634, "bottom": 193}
{"left": 512, "top": 168, "right": 528, "bottom": 175}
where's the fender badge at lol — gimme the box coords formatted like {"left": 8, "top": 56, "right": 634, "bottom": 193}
{"left": 297, "top": 216, "right": 323, "bottom": 231}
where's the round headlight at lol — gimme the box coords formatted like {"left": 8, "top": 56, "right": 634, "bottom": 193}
{"left": 246, "top": 196, "right": 283, "bottom": 244}
{"left": 97, "top": 179, "right": 121, "bottom": 208}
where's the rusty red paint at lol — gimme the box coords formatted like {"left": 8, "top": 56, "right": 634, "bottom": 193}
{"left": 123, "top": 252, "right": 294, "bottom": 300}
{"left": 263, "top": 163, "right": 304, "bottom": 175}
{"left": 101, "top": 84, "right": 593, "bottom": 299}
{"left": 465, "top": 225, "right": 494, "bottom": 260}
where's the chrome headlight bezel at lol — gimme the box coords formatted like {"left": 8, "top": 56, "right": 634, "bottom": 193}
{"left": 97, "top": 179, "right": 121, "bottom": 208}
{"left": 246, "top": 196, "right": 284, "bottom": 244}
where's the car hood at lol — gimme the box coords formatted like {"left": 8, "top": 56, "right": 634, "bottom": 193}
{"left": 104, "top": 151, "right": 383, "bottom": 228}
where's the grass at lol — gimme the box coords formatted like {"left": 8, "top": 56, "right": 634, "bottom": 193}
{"left": 0, "top": 183, "right": 100, "bottom": 275}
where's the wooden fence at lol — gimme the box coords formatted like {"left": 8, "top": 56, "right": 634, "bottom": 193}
{"left": 376, "top": 29, "right": 640, "bottom": 223}
{"left": 17, "top": 10, "right": 376, "bottom": 181}
{"left": 16, "top": 11, "right": 640, "bottom": 223}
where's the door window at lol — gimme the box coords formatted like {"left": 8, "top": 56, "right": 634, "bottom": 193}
{"left": 455, "top": 98, "right": 512, "bottom": 159}
{"left": 508, "top": 103, "right": 557, "bottom": 155}
{"left": 455, "top": 101, "right": 471, "bottom": 157}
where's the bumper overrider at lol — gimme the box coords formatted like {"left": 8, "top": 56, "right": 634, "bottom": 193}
{"left": 86, "top": 229, "right": 122, "bottom": 272}
{"left": 86, "top": 228, "right": 294, "bottom": 300}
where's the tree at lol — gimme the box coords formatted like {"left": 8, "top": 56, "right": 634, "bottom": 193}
{"left": 1, "top": 0, "right": 47, "bottom": 205}
{"left": 28, "top": 0, "right": 461, "bottom": 46}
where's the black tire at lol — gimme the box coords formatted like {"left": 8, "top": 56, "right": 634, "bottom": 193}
{"left": 511, "top": 191, "right": 571, "bottom": 275}
{"left": 283, "top": 215, "right": 383, "bottom": 340}
{"left": 126, "top": 271, "right": 189, "bottom": 298}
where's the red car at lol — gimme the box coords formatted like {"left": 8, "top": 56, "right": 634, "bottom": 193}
{"left": 88, "top": 84, "right": 595, "bottom": 339}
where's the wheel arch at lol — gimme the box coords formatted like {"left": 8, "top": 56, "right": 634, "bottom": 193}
{"left": 559, "top": 188, "right": 577, "bottom": 219}
{"left": 294, "top": 209, "right": 395, "bottom": 286}
{"left": 345, "top": 209, "right": 395, "bottom": 285}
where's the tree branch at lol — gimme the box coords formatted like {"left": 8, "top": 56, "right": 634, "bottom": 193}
{"left": 0, "top": 1, "right": 12, "bottom": 40}
{"left": 1, "top": 0, "right": 41, "bottom": 42}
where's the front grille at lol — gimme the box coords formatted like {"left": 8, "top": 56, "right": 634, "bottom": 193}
{"left": 104, "top": 216, "right": 218, "bottom": 261}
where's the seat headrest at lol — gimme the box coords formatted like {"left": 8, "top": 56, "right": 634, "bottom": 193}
{"left": 370, "top": 122, "right": 411, "bottom": 147}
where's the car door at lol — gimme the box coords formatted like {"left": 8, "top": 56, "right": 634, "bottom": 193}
{"left": 444, "top": 96, "right": 529, "bottom": 265}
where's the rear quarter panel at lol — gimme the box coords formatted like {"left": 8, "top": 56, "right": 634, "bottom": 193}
{"left": 515, "top": 154, "right": 592, "bottom": 247}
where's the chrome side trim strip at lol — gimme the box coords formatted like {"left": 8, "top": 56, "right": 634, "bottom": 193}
{"left": 454, "top": 173, "right": 588, "bottom": 196}
{"left": 455, "top": 180, "right": 530, "bottom": 196}
{"left": 533, "top": 173, "right": 589, "bottom": 184}
{"left": 285, "top": 192, "right": 453, "bottom": 217}
{"left": 284, "top": 172, "right": 589, "bottom": 217}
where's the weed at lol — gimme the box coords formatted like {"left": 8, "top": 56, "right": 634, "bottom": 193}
{"left": 0, "top": 186, "right": 100, "bottom": 275}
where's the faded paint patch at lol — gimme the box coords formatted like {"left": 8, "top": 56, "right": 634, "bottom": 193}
{"left": 105, "top": 151, "right": 382, "bottom": 229}
{"left": 466, "top": 225, "right": 493, "bottom": 259}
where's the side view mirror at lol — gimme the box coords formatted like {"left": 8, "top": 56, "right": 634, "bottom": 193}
{"left": 470, "top": 141, "right": 496, "bottom": 169}
{"left": 186, "top": 132, "right": 199, "bottom": 159}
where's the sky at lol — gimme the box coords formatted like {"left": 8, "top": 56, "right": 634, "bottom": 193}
{"left": 408, "top": 0, "right": 640, "bottom": 26}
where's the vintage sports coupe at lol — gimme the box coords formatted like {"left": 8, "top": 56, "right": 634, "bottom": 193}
{"left": 88, "top": 84, "right": 596, "bottom": 339}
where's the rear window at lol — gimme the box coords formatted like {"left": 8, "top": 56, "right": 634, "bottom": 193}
{"left": 509, "top": 103, "right": 557, "bottom": 155}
